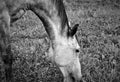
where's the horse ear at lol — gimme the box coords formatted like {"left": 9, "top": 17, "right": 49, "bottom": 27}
{"left": 69, "top": 24, "right": 79, "bottom": 37}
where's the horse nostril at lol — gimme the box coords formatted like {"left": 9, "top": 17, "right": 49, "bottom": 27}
{"left": 75, "top": 49, "right": 79, "bottom": 53}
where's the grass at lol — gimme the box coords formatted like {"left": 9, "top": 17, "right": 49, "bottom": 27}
{"left": 65, "top": 0, "right": 120, "bottom": 82}
{"left": 0, "top": 0, "right": 120, "bottom": 82}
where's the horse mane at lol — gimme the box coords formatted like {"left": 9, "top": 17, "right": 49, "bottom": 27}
{"left": 52, "top": 0, "right": 70, "bottom": 35}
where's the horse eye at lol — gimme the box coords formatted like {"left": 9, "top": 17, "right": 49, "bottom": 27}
{"left": 75, "top": 49, "right": 79, "bottom": 53}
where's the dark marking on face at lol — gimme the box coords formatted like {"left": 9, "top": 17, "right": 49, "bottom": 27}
{"left": 75, "top": 49, "right": 79, "bottom": 53}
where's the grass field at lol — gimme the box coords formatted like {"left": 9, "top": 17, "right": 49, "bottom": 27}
{"left": 0, "top": 0, "right": 120, "bottom": 82}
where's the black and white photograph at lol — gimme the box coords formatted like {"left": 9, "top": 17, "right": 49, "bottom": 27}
{"left": 0, "top": 0, "right": 120, "bottom": 82}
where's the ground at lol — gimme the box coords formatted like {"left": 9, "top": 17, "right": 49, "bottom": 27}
{"left": 0, "top": 0, "right": 120, "bottom": 82}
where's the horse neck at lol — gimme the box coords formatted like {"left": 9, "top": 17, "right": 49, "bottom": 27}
{"left": 30, "top": 0, "right": 70, "bottom": 41}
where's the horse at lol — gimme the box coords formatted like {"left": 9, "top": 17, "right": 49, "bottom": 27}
{"left": 0, "top": 0, "right": 82, "bottom": 82}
